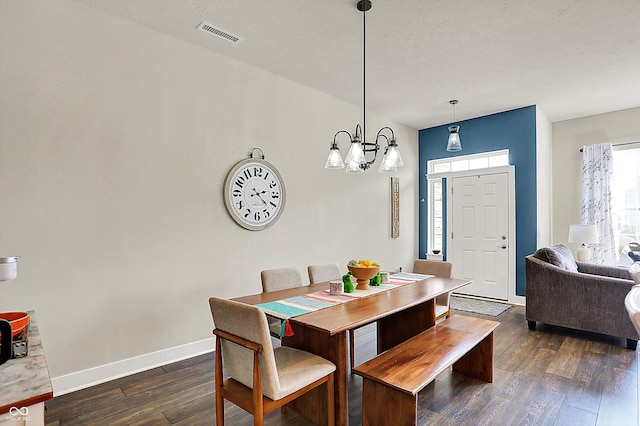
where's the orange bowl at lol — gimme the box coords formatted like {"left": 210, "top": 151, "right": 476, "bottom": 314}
{"left": 0, "top": 312, "right": 30, "bottom": 339}
{"left": 347, "top": 265, "right": 380, "bottom": 281}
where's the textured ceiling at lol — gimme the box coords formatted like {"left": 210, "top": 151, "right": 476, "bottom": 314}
{"left": 73, "top": 0, "right": 640, "bottom": 129}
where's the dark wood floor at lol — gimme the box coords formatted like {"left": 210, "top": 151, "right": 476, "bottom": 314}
{"left": 45, "top": 305, "right": 639, "bottom": 425}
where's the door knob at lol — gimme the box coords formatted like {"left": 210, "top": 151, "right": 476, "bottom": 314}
{"left": 499, "top": 244, "right": 507, "bottom": 249}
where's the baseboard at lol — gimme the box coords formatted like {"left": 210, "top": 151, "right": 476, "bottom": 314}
{"left": 51, "top": 337, "right": 215, "bottom": 396}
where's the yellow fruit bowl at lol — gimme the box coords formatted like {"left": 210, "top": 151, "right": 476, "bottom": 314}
{"left": 347, "top": 265, "right": 380, "bottom": 290}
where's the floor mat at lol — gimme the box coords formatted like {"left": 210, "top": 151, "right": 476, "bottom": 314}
{"left": 450, "top": 295, "right": 512, "bottom": 316}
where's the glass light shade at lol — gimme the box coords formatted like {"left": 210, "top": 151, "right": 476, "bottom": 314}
{"left": 378, "top": 161, "right": 397, "bottom": 173}
{"left": 345, "top": 140, "right": 365, "bottom": 165}
{"left": 385, "top": 145, "right": 404, "bottom": 167}
{"left": 325, "top": 146, "right": 345, "bottom": 169}
{"left": 446, "top": 125, "right": 462, "bottom": 152}
{"left": 379, "top": 145, "right": 403, "bottom": 172}
{"left": 345, "top": 161, "right": 364, "bottom": 174}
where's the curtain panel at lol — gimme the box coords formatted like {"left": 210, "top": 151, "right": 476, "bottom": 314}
{"left": 581, "top": 143, "right": 616, "bottom": 264}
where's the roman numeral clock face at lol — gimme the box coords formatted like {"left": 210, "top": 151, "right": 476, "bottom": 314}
{"left": 223, "top": 159, "right": 286, "bottom": 231}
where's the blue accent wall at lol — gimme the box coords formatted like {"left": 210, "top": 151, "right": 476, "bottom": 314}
{"left": 418, "top": 106, "right": 537, "bottom": 297}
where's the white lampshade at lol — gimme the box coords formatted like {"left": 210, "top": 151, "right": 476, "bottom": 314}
{"left": 379, "top": 145, "right": 404, "bottom": 173}
{"left": 568, "top": 224, "right": 599, "bottom": 262}
{"left": 568, "top": 224, "right": 599, "bottom": 244}
{"left": 345, "top": 160, "right": 364, "bottom": 174}
{"left": 325, "top": 145, "right": 345, "bottom": 169}
{"left": 344, "top": 140, "right": 365, "bottom": 166}
{"left": 378, "top": 162, "right": 397, "bottom": 173}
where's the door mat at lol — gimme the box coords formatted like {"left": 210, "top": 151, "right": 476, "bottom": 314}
{"left": 450, "top": 295, "right": 512, "bottom": 317}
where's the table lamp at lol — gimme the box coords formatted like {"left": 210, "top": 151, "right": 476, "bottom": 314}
{"left": 568, "top": 224, "right": 599, "bottom": 262}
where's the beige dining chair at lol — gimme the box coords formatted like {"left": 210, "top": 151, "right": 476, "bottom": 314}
{"left": 209, "top": 297, "right": 335, "bottom": 426}
{"left": 307, "top": 263, "right": 361, "bottom": 373}
{"left": 307, "top": 263, "right": 341, "bottom": 284}
{"left": 413, "top": 259, "right": 454, "bottom": 321}
{"left": 260, "top": 267, "right": 306, "bottom": 338}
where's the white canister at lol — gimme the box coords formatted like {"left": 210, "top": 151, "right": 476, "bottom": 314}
{"left": 329, "top": 280, "right": 344, "bottom": 295}
{"left": 380, "top": 271, "right": 390, "bottom": 284}
{"left": 0, "top": 256, "right": 19, "bottom": 282}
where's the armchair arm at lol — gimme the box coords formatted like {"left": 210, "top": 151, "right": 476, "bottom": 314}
{"left": 576, "top": 261, "right": 632, "bottom": 280}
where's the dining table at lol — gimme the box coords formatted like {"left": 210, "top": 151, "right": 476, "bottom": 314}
{"left": 232, "top": 274, "right": 471, "bottom": 426}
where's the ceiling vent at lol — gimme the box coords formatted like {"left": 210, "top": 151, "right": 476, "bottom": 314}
{"left": 197, "top": 21, "right": 242, "bottom": 44}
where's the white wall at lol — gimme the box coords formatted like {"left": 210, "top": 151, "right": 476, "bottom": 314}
{"left": 536, "top": 107, "right": 552, "bottom": 248}
{"left": 0, "top": 0, "right": 418, "bottom": 392}
{"left": 552, "top": 107, "right": 640, "bottom": 249}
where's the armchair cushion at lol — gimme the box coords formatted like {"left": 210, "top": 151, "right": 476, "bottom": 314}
{"left": 533, "top": 244, "right": 578, "bottom": 272}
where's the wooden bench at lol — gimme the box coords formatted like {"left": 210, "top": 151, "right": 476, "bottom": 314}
{"left": 353, "top": 314, "right": 500, "bottom": 426}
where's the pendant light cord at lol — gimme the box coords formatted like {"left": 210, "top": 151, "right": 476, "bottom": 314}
{"left": 362, "top": 6, "right": 366, "bottom": 146}
{"left": 450, "top": 99, "right": 458, "bottom": 125}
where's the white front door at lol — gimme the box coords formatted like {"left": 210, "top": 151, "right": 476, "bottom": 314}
{"left": 448, "top": 171, "right": 511, "bottom": 300}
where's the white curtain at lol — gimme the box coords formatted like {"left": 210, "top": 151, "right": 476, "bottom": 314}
{"left": 581, "top": 143, "right": 616, "bottom": 264}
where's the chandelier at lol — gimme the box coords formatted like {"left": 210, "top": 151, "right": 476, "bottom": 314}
{"left": 325, "top": 0, "right": 403, "bottom": 174}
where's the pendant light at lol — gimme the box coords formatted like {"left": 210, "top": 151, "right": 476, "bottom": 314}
{"left": 325, "top": 0, "right": 403, "bottom": 174}
{"left": 446, "top": 99, "right": 462, "bottom": 152}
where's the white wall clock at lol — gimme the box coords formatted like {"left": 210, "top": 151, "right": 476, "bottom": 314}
{"left": 224, "top": 148, "right": 286, "bottom": 231}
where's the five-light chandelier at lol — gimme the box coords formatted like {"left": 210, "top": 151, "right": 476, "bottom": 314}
{"left": 325, "top": 0, "right": 403, "bottom": 174}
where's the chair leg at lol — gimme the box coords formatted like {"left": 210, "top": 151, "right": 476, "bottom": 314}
{"left": 349, "top": 329, "right": 355, "bottom": 374}
{"left": 215, "top": 340, "right": 225, "bottom": 426}
{"left": 326, "top": 373, "right": 335, "bottom": 426}
{"left": 253, "top": 351, "right": 264, "bottom": 426}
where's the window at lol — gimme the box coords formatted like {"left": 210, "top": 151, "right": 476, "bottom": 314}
{"left": 427, "top": 150, "right": 509, "bottom": 175}
{"left": 612, "top": 146, "right": 640, "bottom": 254}
{"left": 426, "top": 150, "right": 510, "bottom": 255}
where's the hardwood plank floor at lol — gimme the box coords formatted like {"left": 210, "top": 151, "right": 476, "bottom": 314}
{"left": 45, "top": 305, "right": 639, "bottom": 425}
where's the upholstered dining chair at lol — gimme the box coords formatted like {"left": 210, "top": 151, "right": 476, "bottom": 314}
{"left": 307, "top": 263, "right": 341, "bottom": 284}
{"left": 209, "top": 297, "right": 336, "bottom": 426}
{"left": 307, "top": 263, "right": 361, "bottom": 373}
{"left": 413, "top": 259, "right": 454, "bottom": 321}
{"left": 260, "top": 267, "right": 306, "bottom": 337}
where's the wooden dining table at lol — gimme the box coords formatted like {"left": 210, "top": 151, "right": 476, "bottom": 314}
{"left": 232, "top": 275, "right": 471, "bottom": 426}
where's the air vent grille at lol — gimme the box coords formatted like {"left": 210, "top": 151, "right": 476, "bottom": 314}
{"left": 197, "top": 21, "right": 242, "bottom": 44}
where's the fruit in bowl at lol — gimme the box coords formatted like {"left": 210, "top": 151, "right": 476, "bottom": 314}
{"left": 349, "top": 259, "right": 379, "bottom": 268}
{"left": 347, "top": 260, "right": 380, "bottom": 290}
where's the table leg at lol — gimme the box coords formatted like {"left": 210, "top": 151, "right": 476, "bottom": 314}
{"left": 376, "top": 299, "right": 435, "bottom": 353}
{"left": 282, "top": 323, "right": 348, "bottom": 426}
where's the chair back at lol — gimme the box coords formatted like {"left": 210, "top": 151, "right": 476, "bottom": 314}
{"left": 260, "top": 267, "right": 305, "bottom": 292}
{"left": 209, "top": 297, "right": 280, "bottom": 398}
{"left": 413, "top": 259, "right": 453, "bottom": 278}
{"left": 308, "top": 263, "right": 341, "bottom": 284}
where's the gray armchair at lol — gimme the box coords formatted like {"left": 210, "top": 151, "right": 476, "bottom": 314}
{"left": 525, "top": 244, "right": 637, "bottom": 350}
